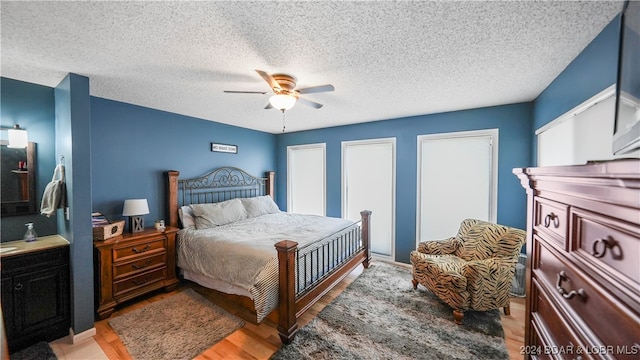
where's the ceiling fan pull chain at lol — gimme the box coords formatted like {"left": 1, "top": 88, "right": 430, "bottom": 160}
{"left": 282, "top": 110, "right": 286, "bottom": 133}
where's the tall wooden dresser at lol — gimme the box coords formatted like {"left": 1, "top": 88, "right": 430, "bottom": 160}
{"left": 514, "top": 160, "right": 640, "bottom": 359}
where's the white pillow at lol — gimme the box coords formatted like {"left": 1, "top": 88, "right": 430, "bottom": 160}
{"left": 240, "top": 195, "right": 280, "bottom": 218}
{"left": 178, "top": 206, "right": 196, "bottom": 229}
{"left": 190, "top": 198, "right": 247, "bottom": 229}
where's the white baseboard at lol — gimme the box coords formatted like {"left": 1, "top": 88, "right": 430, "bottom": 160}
{"left": 68, "top": 327, "right": 97, "bottom": 344}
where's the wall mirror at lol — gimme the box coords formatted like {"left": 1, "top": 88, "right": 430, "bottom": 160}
{"left": 1, "top": 140, "right": 37, "bottom": 216}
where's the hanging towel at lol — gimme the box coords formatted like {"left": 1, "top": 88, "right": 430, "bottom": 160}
{"left": 40, "top": 164, "right": 66, "bottom": 217}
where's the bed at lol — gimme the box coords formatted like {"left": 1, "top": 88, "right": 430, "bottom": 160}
{"left": 165, "top": 166, "right": 371, "bottom": 343}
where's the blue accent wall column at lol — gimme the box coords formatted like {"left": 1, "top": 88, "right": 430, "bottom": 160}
{"left": 55, "top": 73, "right": 94, "bottom": 335}
{"left": 1, "top": 78, "right": 57, "bottom": 241}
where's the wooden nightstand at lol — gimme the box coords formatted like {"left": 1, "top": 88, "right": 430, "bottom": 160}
{"left": 93, "top": 227, "right": 179, "bottom": 319}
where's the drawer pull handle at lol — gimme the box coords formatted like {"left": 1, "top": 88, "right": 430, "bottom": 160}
{"left": 132, "top": 276, "right": 152, "bottom": 286}
{"left": 592, "top": 237, "right": 611, "bottom": 258}
{"left": 14, "top": 283, "right": 23, "bottom": 291}
{"left": 556, "top": 271, "right": 586, "bottom": 300}
{"left": 132, "top": 244, "right": 151, "bottom": 254}
{"left": 132, "top": 260, "right": 151, "bottom": 269}
{"left": 544, "top": 212, "right": 559, "bottom": 228}
{"left": 592, "top": 236, "right": 622, "bottom": 260}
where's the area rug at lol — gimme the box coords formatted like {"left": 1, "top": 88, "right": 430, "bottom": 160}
{"left": 271, "top": 261, "right": 508, "bottom": 360}
{"left": 108, "top": 288, "right": 244, "bottom": 360}
{"left": 10, "top": 341, "right": 57, "bottom": 360}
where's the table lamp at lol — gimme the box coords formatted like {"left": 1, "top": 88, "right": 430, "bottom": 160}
{"left": 122, "top": 199, "right": 149, "bottom": 233}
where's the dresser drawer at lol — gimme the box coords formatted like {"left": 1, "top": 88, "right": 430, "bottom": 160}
{"left": 534, "top": 241, "right": 640, "bottom": 355}
{"left": 535, "top": 197, "right": 568, "bottom": 249}
{"left": 113, "top": 252, "right": 166, "bottom": 280}
{"left": 571, "top": 208, "right": 640, "bottom": 289}
{"left": 531, "top": 279, "right": 592, "bottom": 360}
{"left": 113, "top": 237, "right": 166, "bottom": 262}
{"left": 113, "top": 267, "right": 166, "bottom": 298}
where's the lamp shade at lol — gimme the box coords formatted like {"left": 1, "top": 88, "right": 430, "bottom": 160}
{"left": 8, "top": 124, "right": 28, "bottom": 148}
{"left": 122, "top": 199, "right": 150, "bottom": 216}
{"left": 269, "top": 94, "right": 296, "bottom": 111}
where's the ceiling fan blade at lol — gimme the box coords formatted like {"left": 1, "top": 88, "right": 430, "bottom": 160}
{"left": 297, "top": 84, "right": 335, "bottom": 94}
{"left": 223, "top": 90, "right": 268, "bottom": 94}
{"left": 255, "top": 69, "right": 280, "bottom": 91}
{"left": 297, "top": 97, "right": 323, "bottom": 109}
{"left": 264, "top": 102, "right": 273, "bottom": 110}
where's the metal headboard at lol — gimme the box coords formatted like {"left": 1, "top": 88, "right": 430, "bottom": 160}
{"left": 166, "top": 167, "right": 275, "bottom": 228}
{"left": 179, "top": 166, "right": 267, "bottom": 207}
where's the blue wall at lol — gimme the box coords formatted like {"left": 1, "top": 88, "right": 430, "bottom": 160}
{"left": 90, "top": 97, "right": 277, "bottom": 223}
{"left": 276, "top": 102, "right": 533, "bottom": 263}
{"left": 1, "top": 78, "right": 57, "bottom": 242}
{"left": 533, "top": 16, "right": 621, "bottom": 134}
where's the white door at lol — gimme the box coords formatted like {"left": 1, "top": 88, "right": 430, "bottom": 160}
{"left": 417, "top": 129, "right": 498, "bottom": 243}
{"left": 287, "top": 144, "right": 325, "bottom": 215}
{"left": 342, "top": 138, "right": 395, "bottom": 259}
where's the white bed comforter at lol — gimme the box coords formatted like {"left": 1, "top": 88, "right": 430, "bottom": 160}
{"left": 177, "top": 212, "right": 354, "bottom": 291}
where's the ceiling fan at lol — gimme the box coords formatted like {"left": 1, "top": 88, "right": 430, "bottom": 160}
{"left": 224, "top": 69, "right": 334, "bottom": 111}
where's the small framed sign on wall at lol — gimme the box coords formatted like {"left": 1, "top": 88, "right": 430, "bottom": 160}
{"left": 211, "top": 143, "right": 238, "bottom": 154}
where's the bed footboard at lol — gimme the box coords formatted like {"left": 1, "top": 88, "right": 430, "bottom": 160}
{"left": 275, "top": 210, "right": 372, "bottom": 344}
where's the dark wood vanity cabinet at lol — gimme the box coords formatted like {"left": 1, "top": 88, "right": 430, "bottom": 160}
{"left": 0, "top": 244, "right": 70, "bottom": 353}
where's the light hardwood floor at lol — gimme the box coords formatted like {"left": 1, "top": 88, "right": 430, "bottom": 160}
{"left": 92, "top": 264, "right": 525, "bottom": 360}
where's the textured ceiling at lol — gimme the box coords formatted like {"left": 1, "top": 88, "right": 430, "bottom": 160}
{"left": 1, "top": 1, "right": 622, "bottom": 134}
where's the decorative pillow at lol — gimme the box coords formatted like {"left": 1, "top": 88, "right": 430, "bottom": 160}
{"left": 190, "top": 198, "right": 247, "bottom": 229}
{"left": 240, "top": 195, "right": 280, "bottom": 218}
{"left": 178, "top": 206, "right": 196, "bottom": 229}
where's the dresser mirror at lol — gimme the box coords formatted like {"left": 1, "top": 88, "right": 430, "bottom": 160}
{"left": 1, "top": 140, "right": 37, "bottom": 216}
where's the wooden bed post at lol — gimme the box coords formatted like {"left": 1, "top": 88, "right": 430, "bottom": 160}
{"left": 166, "top": 170, "right": 179, "bottom": 228}
{"left": 275, "top": 239, "right": 298, "bottom": 344}
{"left": 360, "top": 210, "right": 372, "bottom": 269}
{"left": 265, "top": 171, "right": 275, "bottom": 199}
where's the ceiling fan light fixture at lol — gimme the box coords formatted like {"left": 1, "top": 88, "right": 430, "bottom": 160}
{"left": 269, "top": 94, "right": 296, "bottom": 111}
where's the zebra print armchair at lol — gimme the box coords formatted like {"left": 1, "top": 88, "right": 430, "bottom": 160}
{"left": 410, "top": 219, "right": 526, "bottom": 324}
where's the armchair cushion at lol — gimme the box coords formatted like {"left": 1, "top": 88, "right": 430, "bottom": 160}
{"left": 454, "top": 219, "right": 526, "bottom": 261}
{"left": 410, "top": 252, "right": 467, "bottom": 291}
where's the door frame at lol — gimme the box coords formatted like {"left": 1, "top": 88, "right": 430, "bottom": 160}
{"left": 341, "top": 137, "right": 396, "bottom": 260}
{"left": 415, "top": 129, "right": 499, "bottom": 246}
{"left": 287, "top": 143, "right": 326, "bottom": 215}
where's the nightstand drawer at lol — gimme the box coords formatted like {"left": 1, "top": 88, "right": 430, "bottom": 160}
{"left": 113, "top": 267, "right": 166, "bottom": 297}
{"left": 113, "top": 252, "right": 166, "bottom": 280}
{"left": 114, "top": 238, "right": 165, "bottom": 262}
